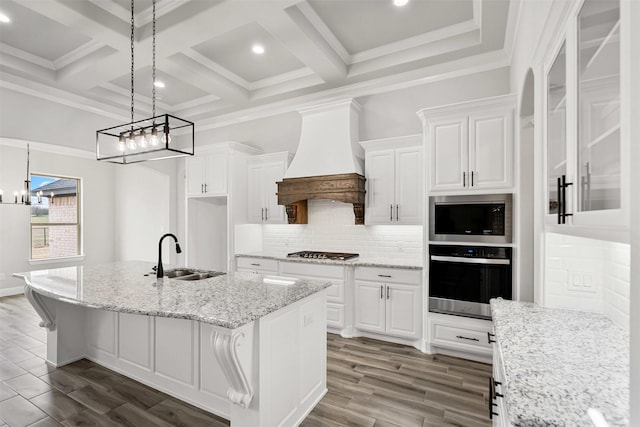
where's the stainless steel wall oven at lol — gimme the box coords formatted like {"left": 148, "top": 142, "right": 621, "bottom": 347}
{"left": 429, "top": 245, "right": 512, "bottom": 319}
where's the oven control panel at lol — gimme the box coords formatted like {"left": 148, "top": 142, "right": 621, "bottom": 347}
{"left": 429, "top": 245, "right": 511, "bottom": 259}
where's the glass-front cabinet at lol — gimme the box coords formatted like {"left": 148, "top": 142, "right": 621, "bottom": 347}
{"left": 544, "top": 0, "right": 626, "bottom": 236}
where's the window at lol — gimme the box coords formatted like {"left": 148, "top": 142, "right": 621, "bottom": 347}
{"left": 30, "top": 174, "right": 81, "bottom": 260}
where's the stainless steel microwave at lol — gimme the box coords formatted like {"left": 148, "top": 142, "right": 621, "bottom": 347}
{"left": 429, "top": 193, "right": 513, "bottom": 244}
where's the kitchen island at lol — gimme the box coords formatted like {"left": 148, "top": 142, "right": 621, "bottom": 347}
{"left": 14, "top": 261, "right": 331, "bottom": 427}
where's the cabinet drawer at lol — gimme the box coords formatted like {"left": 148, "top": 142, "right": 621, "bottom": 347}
{"left": 327, "top": 303, "right": 344, "bottom": 328}
{"left": 236, "top": 257, "right": 278, "bottom": 273}
{"left": 279, "top": 262, "right": 344, "bottom": 279}
{"left": 431, "top": 323, "right": 492, "bottom": 352}
{"left": 355, "top": 267, "right": 421, "bottom": 284}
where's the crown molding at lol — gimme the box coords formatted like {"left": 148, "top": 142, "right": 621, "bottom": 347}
{"left": 0, "top": 43, "right": 55, "bottom": 70}
{"left": 0, "top": 137, "right": 95, "bottom": 160}
{"left": 503, "top": 0, "right": 522, "bottom": 62}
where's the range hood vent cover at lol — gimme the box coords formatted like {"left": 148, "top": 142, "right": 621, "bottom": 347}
{"left": 276, "top": 99, "right": 366, "bottom": 225}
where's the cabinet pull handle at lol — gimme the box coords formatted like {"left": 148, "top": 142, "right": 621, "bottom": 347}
{"left": 557, "top": 176, "right": 562, "bottom": 224}
{"left": 390, "top": 204, "right": 393, "bottom": 221}
{"left": 380, "top": 285, "right": 384, "bottom": 299}
{"left": 471, "top": 171, "right": 474, "bottom": 187}
{"left": 261, "top": 208, "right": 264, "bottom": 221}
{"left": 489, "top": 378, "right": 499, "bottom": 419}
{"left": 378, "top": 274, "right": 392, "bottom": 278}
{"left": 463, "top": 171, "right": 466, "bottom": 187}
{"left": 204, "top": 183, "right": 208, "bottom": 193}
{"left": 386, "top": 286, "right": 390, "bottom": 300}
{"left": 201, "top": 184, "right": 204, "bottom": 193}
{"left": 250, "top": 263, "right": 260, "bottom": 266}
{"left": 396, "top": 204, "right": 399, "bottom": 221}
{"left": 560, "top": 174, "right": 573, "bottom": 224}
{"left": 456, "top": 335, "right": 479, "bottom": 342}
{"left": 265, "top": 208, "right": 268, "bottom": 221}
{"left": 487, "top": 332, "right": 496, "bottom": 344}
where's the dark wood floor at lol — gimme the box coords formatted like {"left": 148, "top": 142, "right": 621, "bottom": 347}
{"left": 0, "top": 295, "right": 492, "bottom": 426}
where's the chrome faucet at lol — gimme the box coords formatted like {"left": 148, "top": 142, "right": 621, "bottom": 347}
{"left": 157, "top": 233, "right": 182, "bottom": 279}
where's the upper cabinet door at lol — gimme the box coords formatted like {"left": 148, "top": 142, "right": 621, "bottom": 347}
{"left": 263, "top": 161, "right": 287, "bottom": 224}
{"left": 576, "top": 0, "right": 621, "bottom": 214}
{"left": 468, "top": 111, "right": 513, "bottom": 190}
{"left": 204, "top": 154, "right": 228, "bottom": 196}
{"left": 186, "top": 157, "right": 205, "bottom": 197}
{"left": 428, "top": 117, "right": 468, "bottom": 191}
{"left": 247, "top": 163, "right": 265, "bottom": 223}
{"left": 365, "top": 149, "right": 396, "bottom": 224}
{"left": 546, "top": 41, "right": 567, "bottom": 219}
{"left": 395, "top": 147, "right": 423, "bottom": 224}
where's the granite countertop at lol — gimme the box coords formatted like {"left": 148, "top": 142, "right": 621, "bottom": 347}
{"left": 490, "top": 298, "right": 629, "bottom": 427}
{"left": 14, "top": 261, "right": 331, "bottom": 330}
{"left": 235, "top": 252, "right": 423, "bottom": 269}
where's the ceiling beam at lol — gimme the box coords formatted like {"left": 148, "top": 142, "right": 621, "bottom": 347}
{"left": 257, "top": 6, "right": 347, "bottom": 83}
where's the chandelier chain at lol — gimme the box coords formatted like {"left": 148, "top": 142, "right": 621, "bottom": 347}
{"left": 130, "top": 0, "right": 135, "bottom": 125}
{"left": 152, "top": 0, "right": 156, "bottom": 118}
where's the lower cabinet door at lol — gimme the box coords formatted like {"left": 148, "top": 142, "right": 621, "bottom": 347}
{"left": 326, "top": 303, "right": 345, "bottom": 328}
{"left": 385, "top": 284, "right": 421, "bottom": 339}
{"left": 354, "top": 281, "right": 385, "bottom": 334}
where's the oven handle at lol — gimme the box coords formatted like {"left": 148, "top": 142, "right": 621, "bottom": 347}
{"left": 430, "top": 255, "right": 510, "bottom": 265}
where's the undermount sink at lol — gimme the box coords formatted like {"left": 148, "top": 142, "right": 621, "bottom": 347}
{"left": 163, "top": 268, "right": 226, "bottom": 281}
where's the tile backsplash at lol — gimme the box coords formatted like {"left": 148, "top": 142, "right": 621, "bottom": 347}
{"left": 544, "top": 232, "right": 630, "bottom": 331}
{"left": 262, "top": 200, "right": 423, "bottom": 261}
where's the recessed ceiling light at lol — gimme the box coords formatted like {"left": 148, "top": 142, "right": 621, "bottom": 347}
{"left": 252, "top": 44, "right": 265, "bottom": 55}
{"left": 393, "top": 0, "right": 409, "bottom": 6}
{"left": 153, "top": 80, "right": 165, "bottom": 88}
{"left": 0, "top": 12, "right": 10, "bottom": 23}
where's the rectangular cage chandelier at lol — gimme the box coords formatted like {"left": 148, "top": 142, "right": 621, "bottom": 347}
{"left": 97, "top": 114, "right": 194, "bottom": 164}
{"left": 96, "top": 0, "right": 194, "bottom": 164}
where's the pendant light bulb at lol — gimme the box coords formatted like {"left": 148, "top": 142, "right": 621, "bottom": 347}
{"left": 138, "top": 130, "right": 148, "bottom": 148}
{"left": 118, "top": 133, "right": 126, "bottom": 151}
{"left": 149, "top": 127, "right": 159, "bottom": 146}
{"left": 126, "top": 131, "right": 137, "bottom": 150}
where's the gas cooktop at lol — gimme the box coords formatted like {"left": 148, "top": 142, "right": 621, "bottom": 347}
{"left": 286, "top": 251, "right": 359, "bottom": 261}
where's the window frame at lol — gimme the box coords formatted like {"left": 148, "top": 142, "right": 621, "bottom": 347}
{"left": 29, "top": 173, "right": 83, "bottom": 262}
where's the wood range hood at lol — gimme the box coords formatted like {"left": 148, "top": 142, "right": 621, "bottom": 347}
{"left": 276, "top": 173, "right": 366, "bottom": 224}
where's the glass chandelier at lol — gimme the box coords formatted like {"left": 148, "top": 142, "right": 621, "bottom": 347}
{"left": 96, "top": 0, "right": 194, "bottom": 164}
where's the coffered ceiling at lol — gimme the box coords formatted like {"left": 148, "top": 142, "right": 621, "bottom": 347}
{"left": 0, "top": 0, "right": 515, "bottom": 131}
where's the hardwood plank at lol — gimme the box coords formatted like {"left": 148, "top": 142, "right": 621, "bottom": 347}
{"left": 148, "top": 398, "right": 228, "bottom": 427}
{"left": 107, "top": 402, "right": 175, "bottom": 427}
{"left": 67, "top": 385, "right": 127, "bottom": 414}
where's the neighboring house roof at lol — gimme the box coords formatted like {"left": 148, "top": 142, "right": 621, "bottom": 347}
{"left": 31, "top": 179, "right": 77, "bottom": 197}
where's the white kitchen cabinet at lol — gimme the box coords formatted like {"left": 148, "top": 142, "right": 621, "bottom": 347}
{"left": 354, "top": 267, "right": 422, "bottom": 340}
{"left": 427, "top": 312, "right": 493, "bottom": 362}
{"left": 235, "top": 256, "right": 278, "bottom": 274}
{"left": 360, "top": 135, "right": 423, "bottom": 225}
{"left": 186, "top": 154, "right": 227, "bottom": 197}
{"left": 418, "top": 95, "right": 515, "bottom": 193}
{"left": 279, "top": 261, "right": 346, "bottom": 330}
{"left": 543, "top": 0, "right": 628, "bottom": 236}
{"left": 247, "top": 152, "right": 291, "bottom": 224}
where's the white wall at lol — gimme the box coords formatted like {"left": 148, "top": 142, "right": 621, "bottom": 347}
{"left": 358, "top": 67, "right": 511, "bottom": 141}
{"left": 0, "top": 87, "right": 124, "bottom": 152}
{"left": 114, "top": 164, "right": 171, "bottom": 263}
{"left": 0, "top": 140, "right": 116, "bottom": 294}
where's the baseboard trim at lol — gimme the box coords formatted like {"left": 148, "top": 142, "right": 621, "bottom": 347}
{"left": 0, "top": 286, "right": 24, "bottom": 297}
